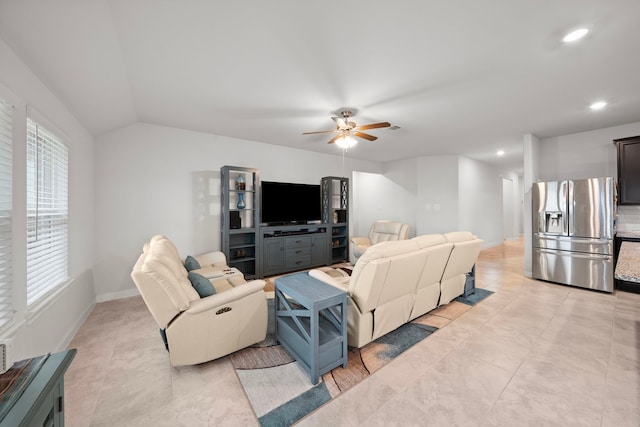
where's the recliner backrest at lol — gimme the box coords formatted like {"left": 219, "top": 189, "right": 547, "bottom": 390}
{"left": 442, "top": 231, "right": 483, "bottom": 281}
{"left": 131, "top": 235, "right": 200, "bottom": 328}
{"left": 441, "top": 238, "right": 483, "bottom": 282}
{"left": 349, "top": 239, "right": 423, "bottom": 313}
{"left": 412, "top": 234, "right": 453, "bottom": 290}
{"left": 368, "top": 220, "right": 411, "bottom": 245}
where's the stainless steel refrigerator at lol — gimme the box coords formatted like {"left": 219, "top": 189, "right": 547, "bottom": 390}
{"left": 532, "top": 177, "right": 615, "bottom": 292}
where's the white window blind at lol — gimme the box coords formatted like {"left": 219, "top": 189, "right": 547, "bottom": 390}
{"left": 26, "top": 117, "right": 68, "bottom": 306}
{"left": 0, "top": 99, "right": 13, "bottom": 328}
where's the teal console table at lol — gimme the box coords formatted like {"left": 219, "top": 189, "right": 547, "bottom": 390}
{"left": 0, "top": 349, "right": 76, "bottom": 427}
{"left": 275, "top": 273, "right": 347, "bottom": 384}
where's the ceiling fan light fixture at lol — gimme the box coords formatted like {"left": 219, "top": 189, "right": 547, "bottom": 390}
{"left": 335, "top": 135, "right": 358, "bottom": 149}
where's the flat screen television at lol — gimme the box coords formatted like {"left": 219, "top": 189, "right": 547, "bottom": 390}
{"left": 261, "top": 181, "right": 322, "bottom": 225}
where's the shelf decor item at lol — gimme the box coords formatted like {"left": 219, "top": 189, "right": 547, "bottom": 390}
{"left": 237, "top": 192, "right": 246, "bottom": 209}
{"left": 235, "top": 174, "right": 246, "bottom": 190}
{"left": 235, "top": 174, "right": 246, "bottom": 209}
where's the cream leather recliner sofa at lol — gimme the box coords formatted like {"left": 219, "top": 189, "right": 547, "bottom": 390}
{"left": 350, "top": 220, "right": 411, "bottom": 263}
{"left": 310, "top": 231, "right": 483, "bottom": 347}
{"left": 131, "top": 235, "right": 268, "bottom": 366}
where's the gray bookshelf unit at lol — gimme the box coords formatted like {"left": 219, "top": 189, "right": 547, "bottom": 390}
{"left": 322, "top": 176, "right": 350, "bottom": 263}
{"left": 221, "top": 166, "right": 259, "bottom": 279}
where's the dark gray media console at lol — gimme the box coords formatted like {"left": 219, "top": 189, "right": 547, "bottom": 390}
{"left": 259, "top": 224, "right": 329, "bottom": 277}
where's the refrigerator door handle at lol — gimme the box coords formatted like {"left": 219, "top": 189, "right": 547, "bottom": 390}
{"left": 565, "top": 180, "right": 573, "bottom": 236}
{"left": 537, "top": 248, "right": 611, "bottom": 261}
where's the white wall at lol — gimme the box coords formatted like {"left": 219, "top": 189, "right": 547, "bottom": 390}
{"left": 382, "top": 158, "right": 420, "bottom": 236}
{"left": 523, "top": 133, "right": 540, "bottom": 276}
{"left": 94, "top": 123, "right": 382, "bottom": 300}
{"left": 458, "top": 157, "right": 503, "bottom": 247}
{"left": 352, "top": 164, "right": 417, "bottom": 239}
{"left": 352, "top": 155, "right": 505, "bottom": 248}
{"left": 517, "top": 174, "right": 524, "bottom": 235}
{"left": 500, "top": 170, "right": 522, "bottom": 240}
{"left": 0, "top": 39, "right": 95, "bottom": 360}
{"left": 502, "top": 179, "right": 514, "bottom": 239}
{"left": 538, "top": 122, "right": 640, "bottom": 182}
{"left": 416, "top": 156, "right": 459, "bottom": 235}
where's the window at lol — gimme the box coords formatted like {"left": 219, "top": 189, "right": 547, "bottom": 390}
{"left": 26, "top": 118, "right": 69, "bottom": 306}
{"left": 0, "top": 99, "right": 12, "bottom": 328}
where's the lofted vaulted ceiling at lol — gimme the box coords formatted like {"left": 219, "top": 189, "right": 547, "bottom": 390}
{"left": 1, "top": 0, "right": 639, "bottom": 172}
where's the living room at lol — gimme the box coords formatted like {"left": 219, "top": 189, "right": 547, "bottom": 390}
{"left": 1, "top": 2, "right": 640, "bottom": 426}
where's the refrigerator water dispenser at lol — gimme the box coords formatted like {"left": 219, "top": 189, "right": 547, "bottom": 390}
{"left": 542, "top": 211, "right": 563, "bottom": 234}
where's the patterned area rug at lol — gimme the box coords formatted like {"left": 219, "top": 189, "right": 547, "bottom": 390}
{"left": 231, "top": 288, "right": 493, "bottom": 427}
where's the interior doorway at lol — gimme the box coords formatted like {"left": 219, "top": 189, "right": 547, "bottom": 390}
{"left": 502, "top": 178, "right": 515, "bottom": 240}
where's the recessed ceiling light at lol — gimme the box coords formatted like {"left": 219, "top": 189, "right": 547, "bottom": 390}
{"left": 497, "top": 150, "right": 505, "bottom": 156}
{"left": 590, "top": 101, "right": 607, "bottom": 110}
{"left": 563, "top": 28, "right": 589, "bottom": 43}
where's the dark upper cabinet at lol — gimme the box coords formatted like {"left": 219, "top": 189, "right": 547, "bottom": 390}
{"left": 615, "top": 136, "right": 640, "bottom": 205}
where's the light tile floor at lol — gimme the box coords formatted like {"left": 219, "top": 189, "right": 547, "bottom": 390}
{"left": 65, "top": 239, "right": 640, "bottom": 426}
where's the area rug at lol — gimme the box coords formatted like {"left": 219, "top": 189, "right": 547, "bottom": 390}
{"left": 231, "top": 289, "right": 493, "bottom": 427}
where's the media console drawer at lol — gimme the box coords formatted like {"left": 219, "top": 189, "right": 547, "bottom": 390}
{"left": 279, "top": 236, "right": 314, "bottom": 272}
{"left": 285, "top": 235, "right": 311, "bottom": 248}
{"left": 259, "top": 226, "right": 330, "bottom": 277}
{"left": 285, "top": 245, "right": 311, "bottom": 257}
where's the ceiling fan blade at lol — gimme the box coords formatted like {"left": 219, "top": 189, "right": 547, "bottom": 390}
{"left": 354, "top": 132, "right": 377, "bottom": 141}
{"left": 302, "top": 130, "right": 338, "bottom": 135}
{"left": 327, "top": 134, "right": 342, "bottom": 144}
{"left": 355, "top": 122, "right": 391, "bottom": 131}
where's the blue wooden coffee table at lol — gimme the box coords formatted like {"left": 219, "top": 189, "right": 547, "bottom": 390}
{"left": 274, "top": 272, "right": 348, "bottom": 384}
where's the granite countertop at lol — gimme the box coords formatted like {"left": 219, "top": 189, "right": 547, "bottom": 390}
{"left": 615, "top": 241, "right": 640, "bottom": 283}
{"left": 616, "top": 231, "right": 640, "bottom": 239}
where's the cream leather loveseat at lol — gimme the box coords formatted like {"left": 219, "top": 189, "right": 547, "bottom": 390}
{"left": 131, "top": 235, "right": 268, "bottom": 366}
{"left": 310, "top": 231, "right": 482, "bottom": 347}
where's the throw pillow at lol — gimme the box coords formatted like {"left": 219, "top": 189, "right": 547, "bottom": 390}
{"left": 188, "top": 271, "right": 216, "bottom": 298}
{"left": 184, "top": 255, "right": 201, "bottom": 271}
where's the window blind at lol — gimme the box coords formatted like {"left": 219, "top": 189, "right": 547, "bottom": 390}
{"left": 26, "top": 117, "right": 68, "bottom": 306}
{"left": 0, "top": 99, "right": 12, "bottom": 328}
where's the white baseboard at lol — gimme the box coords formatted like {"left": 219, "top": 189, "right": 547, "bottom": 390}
{"left": 96, "top": 288, "right": 140, "bottom": 303}
{"left": 482, "top": 240, "right": 504, "bottom": 249}
{"left": 58, "top": 300, "right": 95, "bottom": 351}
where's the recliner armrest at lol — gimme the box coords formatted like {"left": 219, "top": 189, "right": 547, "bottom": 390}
{"left": 308, "top": 269, "right": 349, "bottom": 292}
{"left": 350, "top": 237, "right": 371, "bottom": 246}
{"left": 185, "top": 280, "right": 266, "bottom": 314}
{"left": 194, "top": 251, "right": 228, "bottom": 268}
